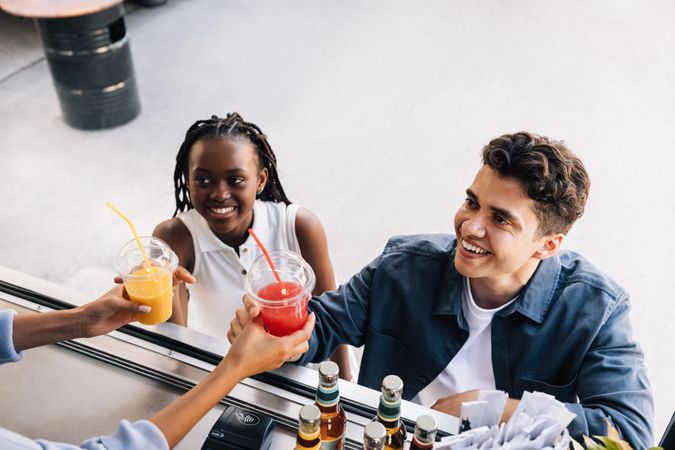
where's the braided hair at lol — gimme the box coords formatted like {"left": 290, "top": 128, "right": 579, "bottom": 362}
{"left": 173, "top": 113, "right": 291, "bottom": 217}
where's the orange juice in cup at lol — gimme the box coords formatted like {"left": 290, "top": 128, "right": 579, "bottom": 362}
{"left": 116, "top": 236, "right": 177, "bottom": 325}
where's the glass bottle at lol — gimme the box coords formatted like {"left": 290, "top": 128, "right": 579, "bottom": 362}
{"left": 315, "top": 361, "right": 347, "bottom": 449}
{"left": 363, "top": 421, "right": 387, "bottom": 450}
{"left": 408, "top": 414, "right": 437, "bottom": 450}
{"left": 374, "top": 375, "right": 407, "bottom": 450}
{"left": 295, "top": 404, "right": 321, "bottom": 450}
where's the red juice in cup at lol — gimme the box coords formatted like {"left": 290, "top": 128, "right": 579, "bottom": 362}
{"left": 256, "top": 281, "right": 308, "bottom": 336}
{"left": 245, "top": 250, "right": 316, "bottom": 337}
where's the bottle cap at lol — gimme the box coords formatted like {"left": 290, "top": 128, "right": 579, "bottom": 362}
{"left": 415, "top": 414, "right": 438, "bottom": 441}
{"left": 364, "top": 421, "right": 387, "bottom": 445}
{"left": 319, "top": 361, "right": 340, "bottom": 382}
{"left": 299, "top": 404, "right": 321, "bottom": 424}
{"left": 381, "top": 374, "right": 403, "bottom": 400}
{"left": 416, "top": 414, "right": 437, "bottom": 432}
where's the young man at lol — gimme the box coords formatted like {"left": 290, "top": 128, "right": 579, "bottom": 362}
{"left": 229, "top": 131, "right": 654, "bottom": 448}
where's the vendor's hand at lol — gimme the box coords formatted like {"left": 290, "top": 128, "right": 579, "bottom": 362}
{"left": 75, "top": 285, "right": 151, "bottom": 338}
{"left": 113, "top": 265, "right": 195, "bottom": 287}
{"left": 431, "top": 389, "right": 479, "bottom": 417}
{"left": 222, "top": 312, "right": 315, "bottom": 380}
{"left": 227, "top": 295, "right": 260, "bottom": 344}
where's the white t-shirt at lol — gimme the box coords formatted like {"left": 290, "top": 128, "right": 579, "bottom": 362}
{"left": 177, "top": 200, "right": 300, "bottom": 340}
{"left": 412, "top": 277, "right": 517, "bottom": 407}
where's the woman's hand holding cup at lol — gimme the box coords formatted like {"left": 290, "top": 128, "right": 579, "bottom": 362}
{"left": 222, "top": 310, "right": 315, "bottom": 380}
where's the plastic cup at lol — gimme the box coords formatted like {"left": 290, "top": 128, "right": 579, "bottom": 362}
{"left": 115, "top": 236, "right": 178, "bottom": 325}
{"left": 244, "top": 249, "right": 316, "bottom": 336}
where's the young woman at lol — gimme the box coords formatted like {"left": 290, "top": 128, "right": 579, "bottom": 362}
{"left": 153, "top": 113, "right": 352, "bottom": 380}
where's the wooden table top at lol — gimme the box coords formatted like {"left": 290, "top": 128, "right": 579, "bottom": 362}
{"left": 0, "top": 0, "right": 122, "bottom": 19}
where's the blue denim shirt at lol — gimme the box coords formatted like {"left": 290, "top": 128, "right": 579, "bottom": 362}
{"left": 299, "top": 234, "right": 654, "bottom": 448}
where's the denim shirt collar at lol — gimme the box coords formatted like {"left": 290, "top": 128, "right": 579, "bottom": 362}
{"left": 433, "top": 245, "right": 463, "bottom": 317}
{"left": 509, "top": 255, "right": 562, "bottom": 323}
{"left": 433, "top": 240, "right": 562, "bottom": 325}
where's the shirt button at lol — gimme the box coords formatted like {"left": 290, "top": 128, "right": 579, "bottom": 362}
{"left": 241, "top": 269, "right": 247, "bottom": 275}
{"left": 242, "top": 248, "right": 248, "bottom": 253}
{"left": 418, "top": 375, "right": 428, "bottom": 384}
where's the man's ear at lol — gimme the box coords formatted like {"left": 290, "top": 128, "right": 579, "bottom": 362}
{"left": 533, "top": 233, "right": 564, "bottom": 260}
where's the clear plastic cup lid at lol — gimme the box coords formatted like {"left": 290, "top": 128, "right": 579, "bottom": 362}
{"left": 115, "top": 236, "right": 177, "bottom": 279}
{"left": 244, "top": 249, "right": 316, "bottom": 306}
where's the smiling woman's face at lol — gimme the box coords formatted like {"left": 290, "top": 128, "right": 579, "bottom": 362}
{"left": 187, "top": 137, "right": 268, "bottom": 244}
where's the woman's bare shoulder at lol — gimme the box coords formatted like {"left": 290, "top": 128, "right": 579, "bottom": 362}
{"left": 153, "top": 217, "right": 195, "bottom": 270}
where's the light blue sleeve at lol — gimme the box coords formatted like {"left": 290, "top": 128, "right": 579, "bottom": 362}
{"left": 1, "top": 420, "right": 168, "bottom": 450}
{"left": 0, "top": 309, "right": 23, "bottom": 364}
{"left": 1, "top": 311, "right": 168, "bottom": 450}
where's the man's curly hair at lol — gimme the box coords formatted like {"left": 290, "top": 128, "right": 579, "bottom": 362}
{"left": 482, "top": 131, "right": 590, "bottom": 236}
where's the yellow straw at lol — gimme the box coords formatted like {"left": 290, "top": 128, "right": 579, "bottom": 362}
{"left": 106, "top": 202, "right": 152, "bottom": 272}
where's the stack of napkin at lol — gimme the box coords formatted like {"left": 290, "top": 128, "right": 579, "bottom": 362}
{"left": 435, "top": 390, "right": 576, "bottom": 449}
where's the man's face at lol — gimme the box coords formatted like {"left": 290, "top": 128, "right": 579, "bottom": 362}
{"left": 453, "top": 165, "right": 553, "bottom": 281}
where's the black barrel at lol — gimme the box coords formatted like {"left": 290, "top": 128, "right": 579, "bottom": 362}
{"left": 37, "top": 4, "right": 141, "bottom": 130}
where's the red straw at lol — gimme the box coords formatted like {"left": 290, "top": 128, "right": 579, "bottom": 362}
{"left": 248, "top": 228, "right": 283, "bottom": 286}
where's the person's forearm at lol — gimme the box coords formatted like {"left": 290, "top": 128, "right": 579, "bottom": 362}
{"left": 329, "top": 345, "right": 353, "bottom": 381}
{"left": 12, "top": 309, "right": 84, "bottom": 352}
{"left": 499, "top": 398, "right": 520, "bottom": 423}
{"left": 149, "top": 357, "right": 241, "bottom": 449}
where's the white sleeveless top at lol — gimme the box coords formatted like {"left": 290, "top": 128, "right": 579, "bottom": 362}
{"left": 177, "top": 200, "right": 301, "bottom": 340}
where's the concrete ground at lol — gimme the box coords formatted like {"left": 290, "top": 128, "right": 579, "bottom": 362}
{"left": 1, "top": 0, "right": 673, "bottom": 442}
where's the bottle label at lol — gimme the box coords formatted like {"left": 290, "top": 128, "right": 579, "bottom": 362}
{"left": 296, "top": 430, "right": 321, "bottom": 450}
{"left": 316, "top": 384, "right": 339, "bottom": 407}
{"left": 377, "top": 397, "right": 401, "bottom": 422}
{"left": 319, "top": 433, "right": 345, "bottom": 450}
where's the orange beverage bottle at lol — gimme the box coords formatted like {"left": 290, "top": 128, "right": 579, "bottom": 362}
{"left": 408, "top": 415, "right": 437, "bottom": 450}
{"left": 315, "top": 361, "right": 347, "bottom": 449}
{"left": 373, "top": 375, "right": 407, "bottom": 450}
{"left": 295, "top": 404, "right": 321, "bottom": 450}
